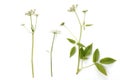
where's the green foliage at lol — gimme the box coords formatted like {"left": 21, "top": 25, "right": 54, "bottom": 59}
{"left": 85, "top": 24, "right": 93, "bottom": 27}
{"left": 84, "top": 44, "right": 92, "bottom": 56}
{"left": 77, "top": 42, "right": 85, "bottom": 47}
{"left": 93, "top": 49, "right": 100, "bottom": 62}
{"left": 61, "top": 4, "right": 116, "bottom": 76}
{"left": 100, "top": 57, "right": 116, "bottom": 64}
{"left": 67, "top": 38, "right": 76, "bottom": 44}
{"left": 70, "top": 46, "right": 76, "bottom": 57}
{"left": 60, "top": 22, "right": 65, "bottom": 26}
{"left": 95, "top": 63, "right": 107, "bottom": 76}
{"left": 79, "top": 47, "right": 86, "bottom": 59}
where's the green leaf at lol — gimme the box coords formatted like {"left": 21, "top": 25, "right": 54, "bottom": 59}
{"left": 93, "top": 49, "right": 100, "bottom": 62}
{"left": 79, "top": 48, "right": 88, "bottom": 60}
{"left": 60, "top": 22, "right": 65, "bottom": 26}
{"left": 70, "top": 46, "right": 76, "bottom": 57}
{"left": 67, "top": 38, "right": 76, "bottom": 44}
{"left": 85, "top": 24, "right": 93, "bottom": 27}
{"left": 100, "top": 57, "right": 116, "bottom": 64}
{"left": 79, "top": 48, "right": 84, "bottom": 59}
{"left": 77, "top": 42, "right": 85, "bottom": 47}
{"left": 95, "top": 63, "right": 107, "bottom": 76}
{"left": 84, "top": 44, "right": 93, "bottom": 56}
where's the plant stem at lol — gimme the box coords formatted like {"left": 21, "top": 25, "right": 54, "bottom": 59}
{"left": 64, "top": 25, "right": 78, "bottom": 41}
{"left": 50, "top": 33, "right": 56, "bottom": 77}
{"left": 81, "top": 60, "right": 83, "bottom": 69}
{"left": 30, "top": 14, "right": 35, "bottom": 78}
{"left": 74, "top": 11, "right": 83, "bottom": 74}
{"left": 74, "top": 11, "right": 83, "bottom": 42}
{"left": 34, "top": 16, "right": 38, "bottom": 30}
{"left": 31, "top": 32, "right": 34, "bottom": 78}
{"left": 82, "top": 64, "right": 94, "bottom": 69}
{"left": 83, "top": 12, "right": 86, "bottom": 30}
{"left": 30, "top": 15, "right": 33, "bottom": 28}
{"left": 76, "top": 46, "right": 80, "bottom": 74}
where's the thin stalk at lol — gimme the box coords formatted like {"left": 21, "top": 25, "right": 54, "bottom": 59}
{"left": 50, "top": 33, "right": 56, "bottom": 77}
{"left": 83, "top": 13, "right": 86, "bottom": 30}
{"left": 31, "top": 32, "right": 35, "bottom": 78}
{"left": 74, "top": 11, "right": 83, "bottom": 74}
{"left": 81, "top": 60, "right": 83, "bottom": 69}
{"left": 24, "top": 10, "right": 38, "bottom": 78}
{"left": 30, "top": 15, "right": 35, "bottom": 78}
{"left": 34, "top": 16, "right": 38, "bottom": 30}
{"left": 82, "top": 64, "right": 94, "bottom": 69}
{"left": 64, "top": 25, "right": 78, "bottom": 41}
{"left": 74, "top": 11, "right": 83, "bottom": 42}
{"left": 76, "top": 46, "right": 80, "bottom": 74}
{"left": 30, "top": 15, "right": 33, "bottom": 28}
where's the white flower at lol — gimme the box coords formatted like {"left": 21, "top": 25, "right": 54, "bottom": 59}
{"left": 68, "top": 4, "right": 78, "bottom": 12}
{"left": 25, "top": 9, "right": 36, "bottom": 16}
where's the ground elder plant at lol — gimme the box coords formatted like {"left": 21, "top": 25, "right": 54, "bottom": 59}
{"left": 49, "top": 30, "right": 60, "bottom": 77}
{"left": 60, "top": 4, "right": 116, "bottom": 76}
{"left": 22, "top": 9, "right": 38, "bottom": 78}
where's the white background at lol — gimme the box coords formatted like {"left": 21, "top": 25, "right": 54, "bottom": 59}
{"left": 0, "top": 0, "right": 120, "bottom": 80}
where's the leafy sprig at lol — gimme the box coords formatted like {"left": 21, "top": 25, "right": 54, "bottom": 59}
{"left": 61, "top": 4, "right": 116, "bottom": 76}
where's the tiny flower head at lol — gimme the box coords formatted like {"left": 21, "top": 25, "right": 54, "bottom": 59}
{"left": 25, "top": 9, "right": 36, "bottom": 16}
{"left": 68, "top": 4, "right": 78, "bottom": 12}
{"left": 52, "top": 30, "right": 61, "bottom": 34}
{"left": 82, "top": 10, "right": 88, "bottom": 13}
{"left": 35, "top": 14, "right": 39, "bottom": 17}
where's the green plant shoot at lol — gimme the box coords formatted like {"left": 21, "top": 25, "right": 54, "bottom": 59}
{"left": 22, "top": 9, "right": 38, "bottom": 78}
{"left": 61, "top": 4, "right": 116, "bottom": 76}
{"left": 50, "top": 30, "right": 60, "bottom": 77}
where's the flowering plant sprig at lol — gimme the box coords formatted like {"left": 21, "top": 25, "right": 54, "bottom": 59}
{"left": 49, "top": 30, "right": 60, "bottom": 77}
{"left": 61, "top": 4, "right": 116, "bottom": 75}
{"left": 22, "top": 9, "right": 38, "bottom": 78}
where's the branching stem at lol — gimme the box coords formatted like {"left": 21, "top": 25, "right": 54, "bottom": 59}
{"left": 74, "top": 10, "right": 83, "bottom": 74}
{"left": 64, "top": 25, "right": 78, "bottom": 41}
{"left": 82, "top": 64, "right": 94, "bottom": 69}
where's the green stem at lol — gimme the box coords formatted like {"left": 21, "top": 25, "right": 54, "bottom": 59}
{"left": 30, "top": 15, "right": 33, "bottom": 28}
{"left": 74, "top": 11, "right": 83, "bottom": 74}
{"left": 64, "top": 25, "right": 78, "bottom": 41}
{"left": 31, "top": 32, "right": 34, "bottom": 78}
{"left": 82, "top": 64, "right": 94, "bottom": 69}
{"left": 74, "top": 11, "right": 83, "bottom": 42}
{"left": 81, "top": 59, "right": 83, "bottom": 69}
{"left": 76, "top": 64, "right": 94, "bottom": 74}
{"left": 76, "top": 46, "right": 80, "bottom": 74}
{"left": 50, "top": 33, "right": 56, "bottom": 77}
{"left": 34, "top": 16, "right": 38, "bottom": 30}
{"left": 83, "top": 12, "right": 87, "bottom": 30}
{"left": 30, "top": 15, "right": 35, "bottom": 78}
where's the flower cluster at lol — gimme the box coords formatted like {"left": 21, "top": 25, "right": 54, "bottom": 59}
{"left": 82, "top": 10, "right": 88, "bottom": 13}
{"left": 68, "top": 4, "right": 78, "bottom": 12}
{"left": 25, "top": 9, "right": 39, "bottom": 17}
{"left": 52, "top": 30, "right": 61, "bottom": 34}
